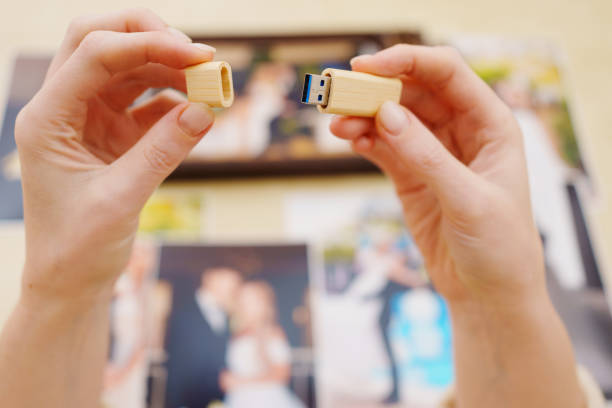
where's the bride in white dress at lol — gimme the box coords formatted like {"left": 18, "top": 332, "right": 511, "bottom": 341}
{"left": 221, "top": 281, "right": 305, "bottom": 408}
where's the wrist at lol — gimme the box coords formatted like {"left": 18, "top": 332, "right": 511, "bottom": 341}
{"left": 448, "top": 285, "right": 556, "bottom": 335}
{"left": 448, "top": 279, "right": 582, "bottom": 408}
{"left": 20, "top": 261, "right": 115, "bottom": 316}
{"left": 18, "top": 287, "right": 113, "bottom": 320}
{"left": 450, "top": 237, "right": 549, "bottom": 313}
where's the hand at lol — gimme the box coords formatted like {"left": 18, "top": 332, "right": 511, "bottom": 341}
{"left": 220, "top": 370, "right": 242, "bottom": 392}
{"left": 330, "top": 47, "right": 586, "bottom": 407}
{"left": 331, "top": 45, "right": 544, "bottom": 308}
{"left": 15, "top": 8, "right": 216, "bottom": 304}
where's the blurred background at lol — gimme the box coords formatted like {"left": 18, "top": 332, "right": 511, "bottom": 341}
{"left": 0, "top": 1, "right": 611, "bottom": 407}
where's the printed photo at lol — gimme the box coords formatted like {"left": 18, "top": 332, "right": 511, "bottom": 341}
{"left": 450, "top": 36, "right": 599, "bottom": 290}
{"left": 149, "top": 32, "right": 422, "bottom": 178}
{"left": 102, "top": 240, "right": 161, "bottom": 408}
{"left": 286, "top": 186, "right": 612, "bottom": 399}
{"left": 154, "top": 243, "right": 314, "bottom": 408}
{"left": 285, "top": 192, "right": 453, "bottom": 407}
{"left": 138, "top": 188, "right": 207, "bottom": 240}
{"left": 0, "top": 56, "right": 49, "bottom": 220}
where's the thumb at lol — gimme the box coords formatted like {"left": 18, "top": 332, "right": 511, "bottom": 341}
{"left": 375, "top": 101, "right": 476, "bottom": 210}
{"left": 110, "top": 102, "right": 214, "bottom": 207}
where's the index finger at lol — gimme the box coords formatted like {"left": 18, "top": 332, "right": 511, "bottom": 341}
{"left": 46, "top": 8, "right": 170, "bottom": 81}
{"left": 351, "top": 44, "right": 506, "bottom": 122}
{"left": 42, "top": 30, "right": 214, "bottom": 115}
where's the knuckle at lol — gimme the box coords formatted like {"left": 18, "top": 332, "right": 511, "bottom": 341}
{"left": 143, "top": 143, "right": 175, "bottom": 174}
{"left": 79, "top": 30, "right": 111, "bottom": 54}
{"left": 431, "top": 46, "right": 464, "bottom": 89}
{"left": 129, "top": 7, "right": 157, "bottom": 21}
{"left": 390, "top": 43, "right": 412, "bottom": 58}
{"left": 437, "top": 45, "right": 463, "bottom": 62}
{"left": 146, "top": 30, "right": 168, "bottom": 44}
{"left": 14, "top": 105, "right": 34, "bottom": 148}
{"left": 66, "top": 15, "right": 90, "bottom": 39}
{"left": 392, "top": 43, "right": 410, "bottom": 52}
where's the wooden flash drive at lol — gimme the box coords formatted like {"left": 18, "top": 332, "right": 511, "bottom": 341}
{"left": 301, "top": 68, "right": 402, "bottom": 117}
{"left": 185, "top": 61, "right": 235, "bottom": 108}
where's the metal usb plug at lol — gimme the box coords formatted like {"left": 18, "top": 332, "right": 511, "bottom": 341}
{"left": 301, "top": 74, "right": 331, "bottom": 106}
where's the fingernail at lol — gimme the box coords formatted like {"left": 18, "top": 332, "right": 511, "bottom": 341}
{"left": 178, "top": 103, "right": 214, "bottom": 137}
{"left": 379, "top": 101, "right": 408, "bottom": 136}
{"left": 166, "top": 27, "right": 192, "bottom": 43}
{"left": 191, "top": 42, "right": 216, "bottom": 53}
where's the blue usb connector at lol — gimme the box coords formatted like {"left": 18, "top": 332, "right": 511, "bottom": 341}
{"left": 301, "top": 73, "right": 331, "bottom": 106}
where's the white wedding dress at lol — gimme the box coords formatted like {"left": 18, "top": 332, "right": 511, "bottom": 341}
{"left": 224, "top": 334, "right": 305, "bottom": 408}
{"left": 314, "top": 248, "right": 395, "bottom": 404}
{"left": 515, "top": 108, "right": 585, "bottom": 288}
{"left": 102, "top": 275, "right": 148, "bottom": 408}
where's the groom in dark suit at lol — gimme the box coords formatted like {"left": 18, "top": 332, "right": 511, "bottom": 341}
{"left": 164, "top": 268, "right": 243, "bottom": 408}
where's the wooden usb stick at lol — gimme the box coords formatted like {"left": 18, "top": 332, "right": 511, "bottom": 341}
{"left": 184, "top": 61, "right": 235, "bottom": 108}
{"left": 301, "top": 68, "right": 402, "bottom": 117}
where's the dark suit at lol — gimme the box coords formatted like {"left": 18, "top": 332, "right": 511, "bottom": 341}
{"left": 165, "top": 292, "right": 229, "bottom": 408}
{"left": 376, "top": 281, "right": 412, "bottom": 404}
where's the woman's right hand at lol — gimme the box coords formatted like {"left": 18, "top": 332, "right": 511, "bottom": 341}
{"left": 331, "top": 45, "right": 543, "bottom": 309}
{"left": 2, "top": 10, "right": 217, "bottom": 408}
{"left": 16, "top": 8, "right": 215, "bottom": 305}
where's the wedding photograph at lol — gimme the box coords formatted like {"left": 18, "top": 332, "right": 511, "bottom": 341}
{"left": 154, "top": 243, "right": 314, "bottom": 408}
{"left": 285, "top": 192, "right": 454, "bottom": 407}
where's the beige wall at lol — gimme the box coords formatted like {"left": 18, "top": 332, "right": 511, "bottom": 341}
{"left": 0, "top": 0, "right": 611, "bottom": 324}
